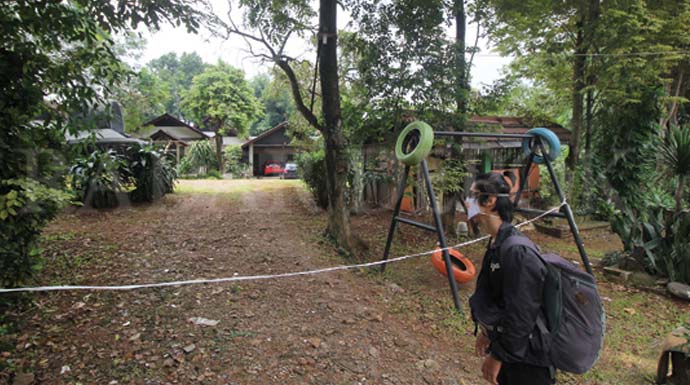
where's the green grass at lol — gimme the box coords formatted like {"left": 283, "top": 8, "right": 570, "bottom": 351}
{"left": 542, "top": 241, "right": 607, "bottom": 259}
{"left": 174, "top": 179, "right": 304, "bottom": 198}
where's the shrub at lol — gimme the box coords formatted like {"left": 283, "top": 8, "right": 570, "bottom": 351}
{"left": 205, "top": 169, "right": 222, "bottom": 179}
{"left": 70, "top": 149, "right": 128, "bottom": 208}
{"left": 297, "top": 150, "right": 328, "bottom": 209}
{"left": 177, "top": 157, "right": 194, "bottom": 176}
{"left": 660, "top": 125, "right": 690, "bottom": 213}
{"left": 0, "top": 179, "right": 72, "bottom": 287}
{"left": 185, "top": 140, "right": 218, "bottom": 174}
{"left": 223, "top": 145, "right": 247, "bottom": 177}
{"left": 666, "top": 212, "right": 690, "bottom": 284}
{"left": 612, "top": 205, "right": 690, "bottom": 284}
{"left": 538, "top": 145, "right": 568, "bottom": 208}
{"left": 127, "top": 145, "right": 177, "bottom": 202}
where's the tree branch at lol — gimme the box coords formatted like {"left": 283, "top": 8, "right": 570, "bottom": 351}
{"left": 276, "top": 59, "right": 322, "bottom": 132}
{"left": 467, "top": 17, "right": 481, "bottom": 79}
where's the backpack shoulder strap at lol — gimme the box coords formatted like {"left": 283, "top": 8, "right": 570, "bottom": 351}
{"left": 500, "top": 234, "right": 547, "bottom": 266}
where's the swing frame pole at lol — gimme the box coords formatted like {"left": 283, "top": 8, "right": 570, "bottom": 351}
{"left": 380, "top": 160, "right": 462, "bottom": 311}
{"left": 536, "top": 138, "right": 593, "bottom": 274}
{"left": 380, "top": 128, "right": 594, "bottom": 311}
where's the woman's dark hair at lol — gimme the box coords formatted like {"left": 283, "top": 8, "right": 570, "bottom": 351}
{"left": 473, "top": 172, "right": 514, "bottom": 222}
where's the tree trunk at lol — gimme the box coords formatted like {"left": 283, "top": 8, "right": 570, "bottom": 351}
{"left": 585, "top": 88, "right": 594, "bottom": 156}
{"left": 567, "top": 24, "right": 585, "bottom": 177}
{"left": 568, "top": 0, "right": 599, "bottom": 176}
{"left": 215, "top": 135, "right": 224, "bottom": 175}
{"left": 441, "top": 0, "right": 468, "bottom": 235}
{"left": 319, "top": 0, "right": 353, "bottom": 251}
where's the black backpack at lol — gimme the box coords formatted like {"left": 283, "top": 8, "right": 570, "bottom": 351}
{"left": 500, "top": 235, "right": 606, "bottom": 374}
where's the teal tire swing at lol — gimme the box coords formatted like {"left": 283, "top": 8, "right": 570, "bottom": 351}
{"left": 522, "top": 127, "right": 561, "bottom": 164}
{"left": 382, "top": 120, "right": 592, "bottom": 312}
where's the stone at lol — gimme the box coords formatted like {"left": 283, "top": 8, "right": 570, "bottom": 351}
{"left": 668, "top": 282, "right": 690, "bottom": 301}
{"left": 416, "top": 359, "right": 440, "bottom": 371}
{"left": 629, "top": 271, "right": 657, "bottom": 287}
{"left": 183, "top": 344, "right": 196, "bottom": 353}
{"left": 387, "top": 283, "right": 405, "bottom": 293}
{"left": 307, "top": 338, "right": 322, "bottom": 349}
{"left": 12, "top": 373, "right": 35, "bottom": 385}
{"left": 603, "top": 266, "right": 632, "bottom": 282}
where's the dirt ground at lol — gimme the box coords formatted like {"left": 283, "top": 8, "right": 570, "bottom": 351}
{"left": 1, "top": 179, "right": 688, "bottom": 385}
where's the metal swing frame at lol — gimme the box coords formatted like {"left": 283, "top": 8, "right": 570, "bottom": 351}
{"left": 380, "top": 131, "right": 592, "bottom": 311}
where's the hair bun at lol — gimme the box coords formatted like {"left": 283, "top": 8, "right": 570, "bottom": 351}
{"left": 502, "top": 171, "right": 517, "bottom": 190}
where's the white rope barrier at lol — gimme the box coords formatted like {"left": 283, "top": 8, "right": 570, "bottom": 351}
{"left": 0, "top": 202, "right": 566, "bottom": 294}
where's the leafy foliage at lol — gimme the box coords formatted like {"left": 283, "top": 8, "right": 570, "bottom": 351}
{"left": 249, "top": 73, "right": 294, "bottom": 135}
{"left": 223, "top": 145, "right": 248, "bottom": 178}
{"left": 146, "top": 52, "right": 208, "bottom": 119}
{"left": 182, "top": 140, "right": 218, "bottom": 175}
{"left": 114, "top": 67, "right": 169, "bottom": 133}
{"left": 297, "top": 150, "right": 328, "bottom": 209}
{"left": 660, "top": 126, "right": 690, "bottom": 212}
{"left": 537, "top": 146, "right": 569, "bottom": 208}
{"left": 1, "top": 0, "right": 206, "bottom": 289}
{"left": 612, "top": 207, "right": 690, "bottom": 284}
{"left": 0, "top": 179, "right": 72, "bottom": 287}
{"left": 596, "top": 88, "right": 662, "bottom": 211}
{"left": 610, "top": 124, "right": 690, "bottom": 284}
{"left": 70, "top": 149, "right": 128, "bottom": 209}
{"left": 611, "top": 206, "right": 667, "bottom": 274}
{"left": 182, "top": 62, "right": 263, "bottom": 136}
{"left": 177, "top": 157, "right": 194, "bottom": 176}
{"left": 127, "top": 145, "right": 177, "bottom": 202}
{"left": 667, "top": 212, "right": 690, "bottom": 284}
{"left": 342, "top": 0, "right": 459, "bottom": 137}
{"left": 432, "top": 159, "right": 468, "bottom": 195}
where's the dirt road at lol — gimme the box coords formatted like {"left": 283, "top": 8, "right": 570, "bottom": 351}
{"left": 1, "top": 180, "right": 482, "bottom": 385}
{"left": 5, "top": 180, "right": 684, "bottom": 385}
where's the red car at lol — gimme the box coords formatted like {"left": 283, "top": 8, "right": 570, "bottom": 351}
{"left": 263, "top": 160, "right": 283, "bottom": 176}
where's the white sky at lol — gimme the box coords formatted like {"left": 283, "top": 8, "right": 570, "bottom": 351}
{"left": 136, "top": 3, "right": 512, "bottom": 88}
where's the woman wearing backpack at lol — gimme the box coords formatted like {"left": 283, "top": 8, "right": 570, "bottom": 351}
{"left": 467, "top": 172, "right": 554, "bottom": 385}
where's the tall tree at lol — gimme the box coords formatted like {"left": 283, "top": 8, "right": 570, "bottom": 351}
{"left": 344, "top": 0, "right": 476, "bottom": 231}
{"left": 214, "top": 0, "right": 358, "bottom": 251}
{"left": 481, "top": 0, "right": 600, "bottom": 177}
{"left": 319, "top": 0, "right": 353, "bottom": 248}
{"left": 147, "top": 51, "right": 207, "bottom": 118}
{"left": 346, "top": 0, "right": 454, "bottom": 128}
{"left": 441, "top": 0, "right": 471, "bottom": 233}
{"left": 182, "top": 62, "right": 263, "bottom": 174}
{"left": 249, "top": 73, "right": 296, "bottom": 135}
{"left": 113, "top": 67, "right": 168, "bottom": 132}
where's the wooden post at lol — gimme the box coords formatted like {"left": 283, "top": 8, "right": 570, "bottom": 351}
{"left": 248, "top": 144, "right": 254, "bottom": 177}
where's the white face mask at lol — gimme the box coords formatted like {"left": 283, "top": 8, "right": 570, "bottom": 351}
{"left": 466, "top": 197, "right": 481, "bottom": 220}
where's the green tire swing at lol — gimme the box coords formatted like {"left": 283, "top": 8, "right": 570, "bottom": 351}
{"left": 522, "top": 127, "right": 561, "bottom": 164}
{"left": 395, "top": 121, "right": 435, "bottom": 166}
